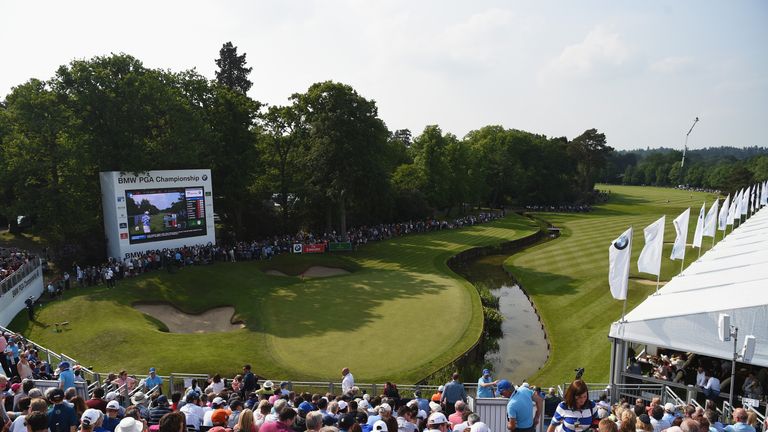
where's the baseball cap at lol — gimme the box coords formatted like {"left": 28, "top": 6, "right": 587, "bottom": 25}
{"left": 116, "top": 417, "right": 143, "bottom": 432}
{"left": 417, "top": 410, "right": 427, "bottom": 419}
{"left": 379, "top": 403, "right": 392, "bottom": 412}
{"left": 58, "top": 361, "right": 70, "bottom": 370}
{"left": 496, "top": 379, "right": 514, "bottom": 392}
{"left": 482, "top": 369, "right": 490, "bottom": 376}
{"left": 437, "top": 385, "right": 445, "bottom": 392}
{"left": 664, "top": 403, "right": 675, "bottom": 413}
{"left": 105, "top": 391, "right": 118, "bottom": 401}
{"left": 10, "top": 383, "right": 21, "bottom": 392}
{"left": 428, "top": 412, "right": 448, "bottom": 425}
{"left": 48, "top": 388, "right": 65, "bottom": 402}
{"left": 638, "top": 414, "right": 652, "bottom": 425}
{"left": 156, "top": 395, "right": 169, "bottom": 405}
{"left": 148, "top": 367, "right": 156, "bottom": 373}
{"left": 429, "top": 401, "right": 442, "bottom": 412}
{"left": 298, "top": 401, "right": 314, "bottom": 413}
{"left": 106, "top": 400, "right": 120, "bottom": 410}
{"left": 470, "top": 422, "right": 490, "bottom": 432}
{"left": 81, "top": 409, "right": 102, "bottom": 427}
{"left": 338, "top": 400, "right": 348, "bottom": 411}
{"left": 212, "top": 397, "right": 225, "bottom": 406}
{"left": 339, "top": 414, "right": 355, "bottom": 429}
{"left": 372, "top": 420, "right": 388, "bottom": 432}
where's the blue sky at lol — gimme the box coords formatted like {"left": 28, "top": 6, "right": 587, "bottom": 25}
{"left": 129, "top": 192, "right": 183, "bottom": 212}
{"left": 1, "top": 1, "right": 766, "bottom": 150}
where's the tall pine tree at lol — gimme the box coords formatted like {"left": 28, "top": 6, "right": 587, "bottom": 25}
{"left": 215, "top": 42, "right": 253, "bottom": 94}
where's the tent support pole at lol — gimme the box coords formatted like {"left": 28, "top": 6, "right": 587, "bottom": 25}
{"left": 654, "top": 273, "right": 660, "bottom": 295}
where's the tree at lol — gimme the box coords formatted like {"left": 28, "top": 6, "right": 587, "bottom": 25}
{"left": 215, "top": 42, "right": 253, "bottom": 95}
{"left": 568, "top": 129, "right": 613, "bottom": 193}
{"left": 261, "top": 105, "right": 305, "bottom": 230}
{"left": 412, "top": 126, "right": 452, "bottom": 212}
{"left": 291, "top": 81, "right": 389, "bottom": 235}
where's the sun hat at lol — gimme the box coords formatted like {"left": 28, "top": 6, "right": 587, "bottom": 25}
{"left": 428, "top": 412, "right": 448, "bottom": 425}
{"left": 263, "top": 380, "right": 274, "bottom": 390}
{"left": 130, "top": 392, "right": 147, "bottom": 405}
{"left": 106, "top": 400, "right": 120, "bottom": 410}
{"left": 116, "top": 417, "right": 143, "bottom": 432}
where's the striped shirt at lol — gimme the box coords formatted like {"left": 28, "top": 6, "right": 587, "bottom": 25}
{"left": 551, "top": 400, "right": 596, "bottom": 432}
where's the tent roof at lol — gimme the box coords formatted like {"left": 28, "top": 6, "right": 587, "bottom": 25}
{"left": 609, "top": 206, "right": 768, "bottom": 367}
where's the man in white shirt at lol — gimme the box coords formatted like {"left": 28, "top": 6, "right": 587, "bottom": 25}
{"left": 342, "top": 368, "right": 355, "bottom": 395}
{"left": 702, "top": 370, "right": 721, "bottom": 400}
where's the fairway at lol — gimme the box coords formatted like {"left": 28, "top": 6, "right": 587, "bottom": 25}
{"left": 506, "top": 185, "right": 719, "bottom": 385}
{"left": 12, "top": 213, "right": 539, "bottom": 382}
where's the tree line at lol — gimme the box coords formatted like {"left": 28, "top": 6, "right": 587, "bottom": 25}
{"left": 600, "top": 147, "right": 768, "bottom": 191}
{"left": 6, "top": 43, "right": 744, "bottom": 262}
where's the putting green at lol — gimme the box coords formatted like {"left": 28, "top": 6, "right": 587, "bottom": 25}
{"left": 506, "top": 185, "right": 719, "bottom": 386}
{"left": 12, "top": 213, "right": 539, "bottom": 382}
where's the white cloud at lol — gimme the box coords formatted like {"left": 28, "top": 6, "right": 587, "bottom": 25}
{"left": 539, "top": 25, "right": 630, "bottom": 81}
{"left": 649, "top": 56, "right": 694, "bottom": 74}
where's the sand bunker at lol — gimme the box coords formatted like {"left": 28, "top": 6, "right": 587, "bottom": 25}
{"left": 629, "top": 277, "right": 669, "bottom": 286}
{"left": 134, "top": 303, "right": 244, "bottom": 334}
{"left": 264, "top": 266, "right": 350, "bottom": 278}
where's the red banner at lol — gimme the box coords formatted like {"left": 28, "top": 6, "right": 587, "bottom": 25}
{"left": 302, "top": 243, "right": 326, "bottom": 253}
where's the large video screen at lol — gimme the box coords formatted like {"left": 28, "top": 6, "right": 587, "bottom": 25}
{"left": 125, "top": 187, "right": 207, "bottom": 244}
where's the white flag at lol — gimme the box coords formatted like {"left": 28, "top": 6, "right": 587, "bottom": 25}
{"left": 704, "top": 199, "right": 718, "bottom": 237}
{"left": 718, "top": 194, "right": 730, "bottom": 231}
{"left": 730, "top": 190, "right": 741, "bottom": 225}
{"left": 762, "top": 181, "right": 767, "bottom": 206}
{"left": 671, "top": 208, "right": 690, "bottom": 261}
{"left": 637, "top": 216, "right": 664, "bottom": 276}
{"left": 740, "top": 187, "right": 750, "bottom": 216}
{"left": 692, "top": 203, "right": 705, "bottom": 248}
{"left": 609, "top": 226, "right": 633, "bottom": 300}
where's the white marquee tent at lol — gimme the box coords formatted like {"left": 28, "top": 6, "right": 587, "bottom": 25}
{"left": 609, "top": 205, "right": 768, "bottom": 367}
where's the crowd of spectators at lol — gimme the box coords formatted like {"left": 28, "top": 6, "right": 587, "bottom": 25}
{"left": 42, "top": 212, "right": 504, "bottom": 294}
{"left": 0, "top": 248, "right": 36, "bottom": 282}
{"left": 625, "top": 350, "right": 767, "bottom": 402}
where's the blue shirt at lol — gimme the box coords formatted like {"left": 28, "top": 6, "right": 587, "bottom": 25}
{"left": 145, "top": 375, "right": 163, "bottom": 390}
{"left": 48, "top": 402, "right": 79, "bottom": 432}
{"left": 442, "top": 380, "right": 467, "bottom": 403}
{"left": 724, "top": 423, "right": 756, "bottom": 432}
{"left": 477, "top": 377, "right": 494, "bottom": 398}
{"left": 59, "top": 369, "right": 76, "bottom": 390}
{"left": 507, "top": 387, "right": 535, "bottom": 429}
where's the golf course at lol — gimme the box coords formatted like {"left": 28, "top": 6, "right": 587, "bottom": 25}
{"left": 10, "top": 185, "right": 718, "bottom": 385}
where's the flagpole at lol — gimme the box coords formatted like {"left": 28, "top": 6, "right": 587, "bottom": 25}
{"left": 655, "top": 273, "right": 660, "bottom": 295}
{"left": 621, "top": 297, "right": 627, "bottom": 323}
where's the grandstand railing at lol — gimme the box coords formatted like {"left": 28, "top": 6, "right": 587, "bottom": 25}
{"left": 0, "top": 256, "right": 40, "bottom": 297}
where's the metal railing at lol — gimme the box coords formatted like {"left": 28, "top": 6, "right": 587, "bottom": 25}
{"left": 0, "top": 257, "right": 41, "bottom": 297}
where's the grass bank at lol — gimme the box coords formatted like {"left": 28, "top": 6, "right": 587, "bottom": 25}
{"left": 505, "top": 185, "right": 718, "bottom": 385}
{"left": 11, "top": 213, "right": 539, "bottom": 382}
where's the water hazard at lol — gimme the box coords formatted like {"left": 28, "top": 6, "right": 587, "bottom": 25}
{"left": 453, "top": 253, "right": 549, "bottom": 383}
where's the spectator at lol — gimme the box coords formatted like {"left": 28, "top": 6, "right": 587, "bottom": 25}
{"left": 306, "top": 412, "right": 324, "bottom": 432}
{"left": 426, "top": 413, "right": 449, "bottom": 432}
{"left": 448, "top": 402, "right": 466, "bottom": 427}
{"left": 260, "top": 408, "right": 296, "bottom": 432}
{"left": 499, "top": 379, "right": 542, "bottom": 432}
{"left": 180, "top": 392, "right": 204, "bottom": 431}
{"left": 544, "top": 388, "right": 562, "bottom": 425}
{"left": 723, "top": 409, "right": 754, "bottom": 432}
{"left": 144, "top": 368, "right": 163, "bottom": 394}
{"left": 102, "top": 401, "right": 122, "bottom": 432}
{"left": 27, "top": 411, "right": 51, "bottom": 432}
{"left": 80, "top": 408, "right": 106, "bottom": 432}
{"left": 637, "top": 415, "right": 653, "bottom": 432}
{"left": 47, "top": 388, "right": 78, "bottom": 432}
{"left": 440, "top": 374, "right": 467, "bottom": 417}
{"left": 130, "top": 392, "right": 150, "bottom": 419}
{"left": 234, "top": 409, "right": 256, "bottom": 432}
{"left": 341, "top": 369, "right": 355, "bottom": 396}
{"left": 547, "top": 380, "right": 595, "bottom": 432}
{"left": 149, "top": 395, "right": 172, "bottom": 426}
{"left": 476, "top": 370, "right": 497, "bottom": 399}
{"left": 701, "top": 371, "right": 720, "bottom": 401}
{"left": 650, "top": 406, "right": 669, "bottom": 432}
{"left": 599, "top": 419, "right": 618, "bottom": 432}
{"left": 159, "top": 412, "right": 187, "bottom": 432}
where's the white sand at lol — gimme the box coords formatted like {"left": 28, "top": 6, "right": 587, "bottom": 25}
{"left": 134, "top": 303, "right": 244, "bottom": 334}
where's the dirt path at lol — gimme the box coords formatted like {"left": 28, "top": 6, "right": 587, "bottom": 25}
{"left": 134, "top": 303, "right": 244, "bottom": 333}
